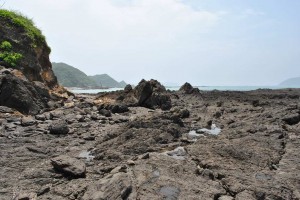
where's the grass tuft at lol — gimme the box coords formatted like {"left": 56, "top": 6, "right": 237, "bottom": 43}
{"left": 0, "top": 9, "right": 46, "bottom": 46}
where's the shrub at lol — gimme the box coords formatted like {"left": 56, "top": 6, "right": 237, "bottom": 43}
{"left": 0, "top": 41, "right": 23, "bottom": 67}
{"left": 0, "top": 9, "right": 46, "bottom": 46}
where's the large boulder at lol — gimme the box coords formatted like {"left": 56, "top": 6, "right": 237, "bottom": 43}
{"left": 49, "top": 120, "right": 69, "bottom": 135}
{"left": 0, "top": 70, "right": 49, "bottom": 114}
{"left": 134, "top": 79, "right": 172, "bottom": 110}
{"left": 51, "top": 155, "right": 86, "bottom": 178}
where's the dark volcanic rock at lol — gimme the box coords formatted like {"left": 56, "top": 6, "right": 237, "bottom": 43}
{"left": 51, "top": 155, "right": 86, "bottom": 178}
{"left": 99, "top": 108, "right": 112, "bottom": 117}
{"left": 282, "top": 113, "right": 300, "bottom": 125}
{"left": 49, "top": 120, "right": 69, "bottom": 134}
{"left": 179, "top": 82, "right": 200, "bottom": 94}
{"left": 0, "top": 73, "right": 49, "bottom": 115}
{"left": 99, "top": 104, "right": 129, "bottom": 114}
{"left": 134, "top": 79, "right": 172, "bottom": 110}
{"left": 124, "top": 84, "right": 133, "bottom": 93}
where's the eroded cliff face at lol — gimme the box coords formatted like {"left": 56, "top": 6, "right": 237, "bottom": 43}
{"left": 0, "top": 9, "right": 58, "bottom": 88}
{"left": 0, "top": 10, "right": 69, "bottom": 114}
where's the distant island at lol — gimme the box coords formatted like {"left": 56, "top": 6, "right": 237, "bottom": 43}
{"left": 279, "top": 77, "right": 300, "bottom": 87}
{"left": 52, "top": 62, "right": 127, "bottom": 88}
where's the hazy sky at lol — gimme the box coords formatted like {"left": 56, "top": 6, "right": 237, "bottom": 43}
{"left": 3, "top": 0, "right": 300, "bottom": 85}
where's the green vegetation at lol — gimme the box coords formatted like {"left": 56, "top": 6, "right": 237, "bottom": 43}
{"left": 0, "top": 9, "right": 46, "bottom": 46}
{"left": 52, "top": 62, "right": 127, "bottom": 88}
{"left": 52, "top": 62, "right": 98, "bottom": 88}
{"left": 0, "top": 41, "right": 22, "bottom": 67}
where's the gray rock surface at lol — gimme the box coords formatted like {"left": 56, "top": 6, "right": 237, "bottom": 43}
{"left": 51, "top": 155, "right": 86, "bottom": 178}
{"left": 49, "top": 120, "right": 69, "bottom": 135}
{"left": 1, "top": 88, "right": 300, "bottom": 199}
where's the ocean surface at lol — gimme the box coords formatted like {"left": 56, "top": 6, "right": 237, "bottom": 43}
{"left": 69, "top": 86, "right": 299, "bottom": 94}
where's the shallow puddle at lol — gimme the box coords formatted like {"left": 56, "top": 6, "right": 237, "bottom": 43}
{"left": 187, "top": 130, "right": 205, "bottom": 140}
{"left": 197, "top": 124, "right": 221, "bottom": 135}
{"left": 159, "top": 186, "right": 181, "bottom": 200}
{"left": 78, "top": 150, "right": 95, "bottom": 161}
{"left": 164, "top": 147, "right": 187, "bottom": 160}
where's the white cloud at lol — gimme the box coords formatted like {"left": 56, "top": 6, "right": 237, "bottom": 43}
{"left": 5, "top": 1, "right": 295, "bottom": 86}
{"left": 4, "top": 0, "right": 221, "bottom": 82}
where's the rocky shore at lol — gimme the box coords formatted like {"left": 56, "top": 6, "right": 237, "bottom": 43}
{"left": 0, "top": 79, "right": 300, "bottom": 200}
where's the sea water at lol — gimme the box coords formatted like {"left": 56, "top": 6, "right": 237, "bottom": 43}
{"left": 70, "top": 86, "right": 297, "bottom": 94}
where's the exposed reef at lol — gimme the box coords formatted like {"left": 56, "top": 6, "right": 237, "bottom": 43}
{"left": 0, "top": 80, "right": 300, "bottom": 199}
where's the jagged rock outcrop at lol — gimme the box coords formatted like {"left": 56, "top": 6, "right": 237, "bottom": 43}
{"left": 0, "top": 68, "right": 50, "bottom": 114}
{"left": 133, "top": 79, "right": 172, "bottom": 110}
{"left": 179, "top": 82, "right": 200, "bottom": 94}
{"left": 0, "top": 9, "right": 58, "bottom": 88}
{"left": 0, "top": 10, "right": 64, "bottom": 114}
{"left": 98, "top": 79, "right": 172, "bottom": 110}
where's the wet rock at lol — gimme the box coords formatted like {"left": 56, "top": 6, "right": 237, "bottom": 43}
{"left": 49, "top": 120, "right": 69, "bottom": 135}
{"left": 282, "top": 113, "right": 300, "bottom": 125}
{"left": 51, "top": 155, "right": 86, "bottom": 178}
{"left": 21, "top": 116, "right": 36, "bottom": 126}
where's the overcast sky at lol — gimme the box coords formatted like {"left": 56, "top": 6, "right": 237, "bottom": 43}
{"left": 3, "top": 0, "right": 300, "bottom": 86}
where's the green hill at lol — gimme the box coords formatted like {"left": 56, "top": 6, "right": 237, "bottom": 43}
{"left": 279, "top": 77, "right": 300, "bottom": 87}
{"left": 89, "top": 74, "right": 126, "bottom": 88}
{"left": 52, "top": 62, "right": 97, "bottom": 88}
{"left": 52, "top": 62, "right": 126, "bottom": 88}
